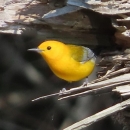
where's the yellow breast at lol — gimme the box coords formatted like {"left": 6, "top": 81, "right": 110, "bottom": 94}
{"left": 45, "top": 49, "right": 95, "bottom": 82}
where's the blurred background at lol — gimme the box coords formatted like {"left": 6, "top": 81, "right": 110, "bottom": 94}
{"left": 0, "top": 31, "right": 123, "bottom": 130}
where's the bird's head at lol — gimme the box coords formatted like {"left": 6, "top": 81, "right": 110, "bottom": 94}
{"left": 28, "top": 40, "right": 67, "bottom": 60}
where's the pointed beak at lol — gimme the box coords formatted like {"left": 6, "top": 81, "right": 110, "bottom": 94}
{"left": 28, "top": 48, "right": 44, "bottom": 52}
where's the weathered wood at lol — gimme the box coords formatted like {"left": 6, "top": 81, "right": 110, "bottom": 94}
{"left": 32, "top": 73, "right": 130, "bottom": 101}
{"left": 0, "top": 0, "right": 116, "bottom": 46}
{"left": 64, "top": 98, "right": 130, "bottom": 130}
{"left": 0, "top": 0, "right": 130, "bottom": 47}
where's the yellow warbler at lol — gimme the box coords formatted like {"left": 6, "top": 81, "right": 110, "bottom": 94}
{"left": 28, "top": 40, "right": 96, "bottom": 82}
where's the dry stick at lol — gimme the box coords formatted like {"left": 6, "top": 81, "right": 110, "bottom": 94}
{"left": 59, "top": 80, "right": 130, "bottom": 100}
{"left": 91, "top": 67, "right": 130, "bottom": 83}
{"left": 66, "top": 73, "right": 130, "bottom": 93}
{"left": 64, "top": 98, "right": 130, "bottom": 130}
{"left": 104, "top": 64, "right": 119, "bottom": 75}
{"left": 32, "top": 79, "right": 129, "bottom": 101}
{"left": 109, "top": 63, "right": 120, "bottom": 71}
{"left": 32, "top": 74, "right": 130, "bottom": 101}
{"left": 114, "top": 58, "right": 130, "bottom": 61}
{"left": 59, "top": 74, "right": 130, "bottom": 100}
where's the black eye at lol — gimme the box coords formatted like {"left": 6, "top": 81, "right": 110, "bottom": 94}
{"left": 47, "top": 46, "right": 51, "bottom": 50}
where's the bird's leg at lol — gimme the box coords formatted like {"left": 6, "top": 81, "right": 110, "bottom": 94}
{"left": 59, "top": 88, "right": 70, "bottom": 95}
{"left": 81, "top": 77, "right": 89, "bottom": 87}
{"left": 59, "top": 88, "right": 67, "bottom": 94}
{"left": 59, "top": 82, "right": 73, "bottom": 95}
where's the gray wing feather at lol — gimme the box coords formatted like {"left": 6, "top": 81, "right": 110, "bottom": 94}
{"left": 81, "top": 47, "right": 95, "bottom": 63}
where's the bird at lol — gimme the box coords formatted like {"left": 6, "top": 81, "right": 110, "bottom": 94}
{"left": 28, "top": 40, "right": 96, "bottom": 82}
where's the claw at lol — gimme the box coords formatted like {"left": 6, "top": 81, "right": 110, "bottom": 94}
{"left": 81, "top": 78, "right": 89, "bottom": 87}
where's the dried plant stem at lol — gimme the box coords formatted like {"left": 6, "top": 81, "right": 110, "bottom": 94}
{"left": 64, "top": 98, "right": 130, "bottom": 130}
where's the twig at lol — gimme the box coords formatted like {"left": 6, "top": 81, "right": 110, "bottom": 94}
{"left": 32, "top": 92, "right": 59, "bottom": 101}
{"left": 59, "top": 74, "right": 130, "bottom": 100}
{"left": 32, "top": 74, "right": 130, "bottom": 101}
{"left": 64, "top": 98, "right": 130, "bottom": 130}
{"left": 92, "top": 67, "right": 130, "bottom": 83}
{"left": 114, "top": 58, "right": 130, "bottom": 61}
{"left": 105, "top": 64, "right": 121, "bottom": 74}
{"left": 59, "top": 80, "right": 130, "bottom": 100}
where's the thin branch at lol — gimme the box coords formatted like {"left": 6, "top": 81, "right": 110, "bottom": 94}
{"left": 63, "top": 98, "right": 130, "bottom": 130}
{"left": 32, "top": 73, "right": 130, "bottom": 101}
{"left": 59, "top": 80, "right": 130, "bottom": 100}
{"left": 92, "top": 67, "right": 130, "bottom": 83}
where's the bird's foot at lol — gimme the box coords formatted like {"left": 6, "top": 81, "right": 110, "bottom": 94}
{"left": 81, "top": 78, "right": 89, "bottom": 87}
{"left": 59, "top": 88, "right": 68, "bottom": 95}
